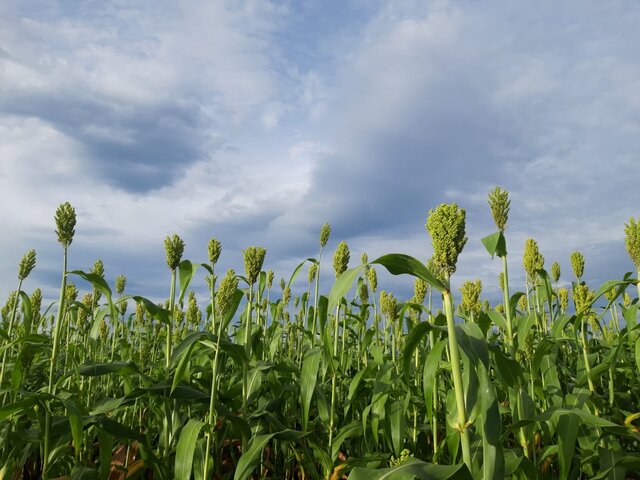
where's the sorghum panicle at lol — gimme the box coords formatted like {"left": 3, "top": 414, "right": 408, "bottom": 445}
{"left": 426, "top": 203, "right": 468, "bottom": 278}
{"left": 243, "top": 246, "right": 267, "bottom": 285}
{"left": 558, "top": 288, "right": 569, "bottom": 311}
{"left": 216, "top": 269, "right": 239, "bottom": 317}
{"left": 460, "top": 279, "right": 482, "bottom": 317}
{"left": 54, "top": 202, "right": 76, "bottom": 248}
{"left": 570, "top": 251, "right": 585, "bottom": 280}
{"left": 165, "top": 234, "right": 185, "bottom": 271}
{"left": 320, "top": 223, "right": 331, "bottom": 248}
{"left": 115, "top": 275, "right": 126, "bottom": 295}
{"left": 208, "top": 238, "right": 222, "bottom": 266}
{"left": 487, "top": 186, "right": 510, "bottom": 232}
{"left": 523, "top": 238, "right": 544, "bottom": 281}
{"left": 333, "top": 241, "right": 350, "bottom": 277}
{"left": 367, "top": 267, "right": 378, "bottom": 291}
{"left": 551, "top": 261, "right": 561, "bottom": 283}
{"left": 18, "top": 250, "right": 36, "bottom": 281}
{"left": 308, "top": 263, "right": 318, "bottom": 284}
{"left": 624, "top": 217, "right": 640, "bottom": 268}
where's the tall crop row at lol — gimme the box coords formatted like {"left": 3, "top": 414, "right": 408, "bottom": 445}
{"left": 0, "top": 189, "right": 639, "bottom": 479}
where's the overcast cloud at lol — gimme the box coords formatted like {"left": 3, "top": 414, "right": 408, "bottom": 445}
{"left": 1, "top": 0, "right": 639, "bottom": 306}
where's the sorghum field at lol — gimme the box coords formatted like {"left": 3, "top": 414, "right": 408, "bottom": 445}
{"left": 1, "top": 187, "right": 640, "bottom": 480}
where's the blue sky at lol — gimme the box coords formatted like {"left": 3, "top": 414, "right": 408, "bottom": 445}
{"left": 1, "top": 0, "right": 639, "bottom": 306}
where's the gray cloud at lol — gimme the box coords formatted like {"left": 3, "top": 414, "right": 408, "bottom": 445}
{"left": 1, "top": 0, "right": 639, "bottom": 309}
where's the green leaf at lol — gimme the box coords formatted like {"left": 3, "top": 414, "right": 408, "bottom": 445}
{"left": 388, "top": 398, "right": 406, "bottom": 457}
{"left": 234, "top": 430, "right": 305, "bottom": 480}
{"left": 332, "top": 421, "right": 363, "bottom": 461}
{"left": 0, "top": 397, "right": 39, "bottom": 421}
{"left": 78, "top": 361, "right": 140, "bottom": 377}
{"left": 18, "top": 290, "right": 33, "bottom": 335}
{"left": 96, "top": 428, "right": 113, "bottom": 478}
{"left": 423, "top": 340, "right": 447, "bottom": 421}
{"left": 348, "top": 458, "right": 472, "bottom": 480}
{"left": 175, "top": 419, "right": 205, "bottom": 480}
{"left": 372, "top": 254, "right": 447, "bottom": 293}
{"left": 132, "top": 296, "right": 171, "bottom": 325}
{"left": 481, "top": 231, "right": 507, "bottom": 258}
{"left": 288, "top": 258, "right": 318, "bottom": 288}
{"left": 329, "top": 265, "right": 365, "bottom": 311}
{"left": 69, "top": 270, "right": 113, "bottom": 300}
{"left": 402, "top": 321, "right": 432, "bottom": 383}
{"left": 301, "top": 347, "right": 322, "bottom": 433}
{"left": 178, "top": 260, "right": 201, "bottom": 304}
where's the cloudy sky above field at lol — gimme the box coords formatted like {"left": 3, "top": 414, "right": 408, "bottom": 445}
{"left": 1, "top": 0, "right": 639, "bottom": 306}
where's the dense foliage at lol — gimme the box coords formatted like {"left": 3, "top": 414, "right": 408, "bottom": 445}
{"left": 1, "top": 190, "right": 639, "bottom": 480}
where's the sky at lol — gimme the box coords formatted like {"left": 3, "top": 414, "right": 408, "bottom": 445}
{"left": 1, "top": 0, "right": 639, "bottom": 309}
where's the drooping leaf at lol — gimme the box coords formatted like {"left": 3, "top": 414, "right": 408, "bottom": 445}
{"left": 372, "top": 254, "right": 447, "bottom": 293}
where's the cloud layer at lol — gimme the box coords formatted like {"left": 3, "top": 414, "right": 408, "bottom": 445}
{"left": 1, "top": 0, "right": 639, "bottom": 306}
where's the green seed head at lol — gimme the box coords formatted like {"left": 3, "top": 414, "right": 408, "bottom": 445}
{"left": 282, "top": 287, "right": 291, "bottom": 307}
{"left": 243, "top": 246, "right": 267, "bottom": 284}
{"left": 524, "top": 333, "right": 535, "bottom": 361}
{"left": 460, "top": 279, "right": 482, "bottom": 317}
{"left": 164, "top": 234, "right": 185, "bottom": 271}
{"left": 623, "top": 292, "right": 631, "bottom": 307}
{"left": 115, "top": 274, "right": 126, "bottom": 295}
{"left": 30, "top": 288, "right": 42, "bottom": 325}
{"left": 208, "top": 237, "right": 222, "bottom": 266}
{"left": 413, "top": 278, "right": 428, "bottom": 304}
{"left": 487, "top": 186, "right": 510, "bottom": 232}
{"left": 523, "top": 238, "right": 544, "bottom": 281}
{"left": 570, "top": 251, "right": 585, "bottom": 280}
{"left": 624, "top": 217, "right": 640, "bottom": 269}
{"left": 358, "top": 278, "right": 369, "bottom": 303}
{"left": 267, "top": 270, "right": 275, "bottom": 289}
{"left": 605, "top": 287, "right": 617, "bottom": 302}
{"left": 518, "top": 294, "right": 528, "bottom": 311}
{"left": 134, "top": 301, "right": 145, "bottom": 329}
{"left": 380, "top": 290, "right": 397, "bottom": 322}
{"left": 216, "top": 269, "right": 239, "bottom": 318}
{"left": 573, "top": 283, "right": 594, "bottom": 315}
{"left": 426, "top": 257, "right": 445, "bottom": 283}
{"left": 18, "top": 249, "right": 36, "bottom": 281}
{"left": 367, "top": 267, "right": 378, "bottom": 291}
{"left": 551, "top": 261, "right": 561, "bottom": 283}
{"left": 92, "top": 259, "right": 105, "bottom": 277}
{"left": 65, "top": 282, "right": 78, "bottom": 303}
{"left": 119, "top": 299, "right": 128, "bottom": 317}
{"left": 558, "top": 288, "right": 569, "bottom": 312}
{"left": 320, "top": 223, "right": 331, "bottom": 248}
{"left": 333, "top": 241, "right": 350, "bottom": 277}
{"left": 361, "top": 252, "right": 369, "bottom": 265}
{"left": 498, "top": 272, "right": 505, "bottom": 292}
{"left": 426, "top": 203, "right": 468, "bottom": 279}
{"left": 186, "top": 291, "right": 201, "bottom": 327}
{"left": 495, "top": 303, "right": 504, "bottom": 314}
{"left": 280, "top": 278, "right": 286, "bottom": 291}
{"left": 308, "top": 263, "right": 318, "bottom": 284}
{"left": 54, "top": 202, "right": 76, "bottom": 248}
{"left": 91, "top": 260, "right": 105, "bottom": 301}
{"left": 1, "top": 291, "right": 17, "bottom": 321}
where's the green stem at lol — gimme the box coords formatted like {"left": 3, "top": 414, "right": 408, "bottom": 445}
{"left": 43, "top": 247, "right": 68, "bottom": 477}
{"left": 328, "top": 304, "right": 340, "bottom": 455}
{"left": 311, "top": 249, "right": 323, "bottom": 342}
{"left": 501, "top": 255, "right": 515, "bottom": 355}
{"left": 0, "top": 278, "right": 23, "bottom": 393}
{"left": 442, "top": 289, "right": 471, "bottom": 470}
{"left": 204, "top": 272, "right": 217, "bottom": 478}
